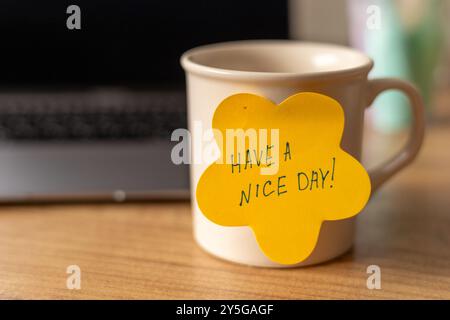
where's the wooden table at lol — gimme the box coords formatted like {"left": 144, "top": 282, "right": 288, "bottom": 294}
{"left": 0, "top": 95, "right": 449, "bottom": 300}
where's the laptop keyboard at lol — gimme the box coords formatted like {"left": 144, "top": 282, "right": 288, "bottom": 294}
{"left": 0, "top": 91, "right": 187, "bottom": 141}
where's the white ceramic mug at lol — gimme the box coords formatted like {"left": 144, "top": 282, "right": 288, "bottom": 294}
{"left": 181, "top": 40, "right": 425, "bottom": 267}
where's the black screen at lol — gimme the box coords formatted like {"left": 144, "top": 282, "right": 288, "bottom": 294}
{"left": 0, "top": 1, "right": 288, "bottom": 88}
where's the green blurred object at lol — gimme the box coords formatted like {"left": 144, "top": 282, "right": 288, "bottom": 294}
{"left": 349, "top": 0, "right": 444, "bottom": 133}
{"left": 366, "top": 0, "right": 411, "bottom": 133}
{"left": 406, "top": 0, "right": 443, "bottom": 110}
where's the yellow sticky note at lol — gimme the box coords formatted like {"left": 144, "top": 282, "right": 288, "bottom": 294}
{"left": 196, "top": 92, "right": 371, "bottom": 265}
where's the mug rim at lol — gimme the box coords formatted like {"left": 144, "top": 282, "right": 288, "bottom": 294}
{"left": 181, "top": 40, "right": 374, "bottom": 82}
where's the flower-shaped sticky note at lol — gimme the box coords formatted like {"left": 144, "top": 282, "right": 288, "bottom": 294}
{"left": 196, "top": 92, "right": 371, "bottom": 265}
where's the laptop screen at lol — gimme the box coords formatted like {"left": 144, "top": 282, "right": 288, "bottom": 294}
{"left": 0, "top": 0, "right": 288, "bottom": 88}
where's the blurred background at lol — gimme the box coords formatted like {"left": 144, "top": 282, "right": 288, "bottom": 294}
{"left": 290, "top": 0, "right": 450, "bottom": 177}
{"left": 0, "top": 0, "right": 448, "bottom": 202}
{"left": 290, "top": 0, "right": 450, "bottom": 133}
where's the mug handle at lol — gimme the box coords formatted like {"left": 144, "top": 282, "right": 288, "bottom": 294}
{"left": 365, "top": 78, "right": 426, "bottom": 192}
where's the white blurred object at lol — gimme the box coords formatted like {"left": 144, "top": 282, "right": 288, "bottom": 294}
{"left": 289, "top": 0, "right": 349, "bottom": 44}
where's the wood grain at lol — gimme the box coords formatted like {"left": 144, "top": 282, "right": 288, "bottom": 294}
{"left": 0, "top": 94, "right": 449, "bottom": 300}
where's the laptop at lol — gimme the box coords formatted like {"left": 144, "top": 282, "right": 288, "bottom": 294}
{"left": 0, "top": 1, "right": 288, "bottom": 203}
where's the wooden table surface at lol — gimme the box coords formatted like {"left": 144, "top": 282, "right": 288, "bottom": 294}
{"left": 0, "top": 95, "right": 449, "bottom": 300}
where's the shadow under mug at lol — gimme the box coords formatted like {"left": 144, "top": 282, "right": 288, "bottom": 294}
{"left": 181, "top": 40, "right": 425, "bottom": 267}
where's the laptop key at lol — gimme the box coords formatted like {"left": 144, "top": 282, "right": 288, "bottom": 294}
{"left": 0, "top": 93, "right": 187, "bottom": 141}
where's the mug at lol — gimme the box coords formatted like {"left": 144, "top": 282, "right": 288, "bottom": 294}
{"left": 181, "top": 40, "right": 425, "bottom": 267}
